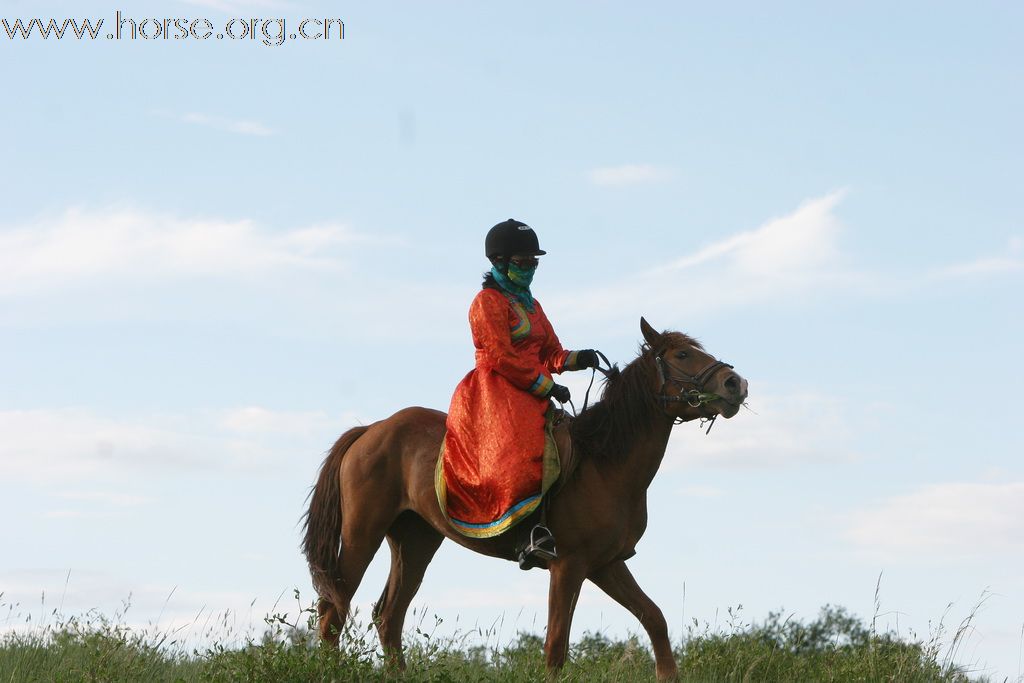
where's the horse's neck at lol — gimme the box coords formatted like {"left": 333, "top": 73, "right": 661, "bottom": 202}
{"left": 618, "top": 415, "right": 675, "bottom": 493}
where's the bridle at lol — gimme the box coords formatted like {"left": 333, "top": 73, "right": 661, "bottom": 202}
{"left": 653, "top": 352, "right": 733, "bottom": 408}
{"left": 573, "top": 348, "right": 735, "bottom": 432}
{"left": 651, "top": 347, "right": 734, "bottom": 431}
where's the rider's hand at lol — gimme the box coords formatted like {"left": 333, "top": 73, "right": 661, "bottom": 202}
{"left": 576, "top": 350, "right": 600, "bottom": 369}
{"left": 548, "top": 384, "right": 571, "bottom": 403}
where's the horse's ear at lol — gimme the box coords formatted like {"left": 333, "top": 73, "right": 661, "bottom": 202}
{"left": 639, "top": 317, "right": 662, "bottom": 348}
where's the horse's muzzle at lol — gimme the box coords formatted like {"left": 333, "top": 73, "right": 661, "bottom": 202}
{"left": 713, "top": 371, "right": 748, "bottom": 418}
{"left": 723, "top": 372, "right": 748, "bottom": 403}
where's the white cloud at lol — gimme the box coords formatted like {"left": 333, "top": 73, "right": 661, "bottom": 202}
{"left": 661, "top": 190, "right": 846, "bottom": 276}
{"left": 548, "top": 190, "right": 857, "bottom": 327}
{"left": 0, "top": 407, "right": 356, "bottom": 482}
{"left": 42, "top": 491, "right": 151, "bottom": 521}
{"left": 181, "top": 112, "right": 274, "bottom": 136}
{"left": 587, "top": 164, "right": 673, "bottom": 187}
{"left": 940, "top": 257, "right": 1022, "bottom": 277}
{"left": 0, "top": 207, "right": 377, "bottom": 296}
{"left": 42, "top": 491, "right": 152, "bottom": 519}
{"left": 846, "top": 482, "right": 1024, "bottom": 559}
{"left": 0, "top": 409, "right": 209, "bottom": 481}
{"left": 932, "top": 236, "right": 1023, "bottom": 279}
{"left": 219, "top": 406, "right": 342, "bottom": 436}
{"left": 663, "top": 390, "right": 856, "bottom": 470}
{"left": 43, "top": 510, "right": 84, "bottom": 520}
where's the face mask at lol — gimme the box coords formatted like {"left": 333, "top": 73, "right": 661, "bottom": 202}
{"left": 507, "top": 261, "right": 536, "bottom": 288}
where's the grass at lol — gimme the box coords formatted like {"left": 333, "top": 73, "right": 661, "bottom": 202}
{"left": 0, "top": 589, "right": 995, "bottom": 682}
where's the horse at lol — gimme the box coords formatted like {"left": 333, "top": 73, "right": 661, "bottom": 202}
{"left": 302, "top": 317, "right": 748, "bottom": 681}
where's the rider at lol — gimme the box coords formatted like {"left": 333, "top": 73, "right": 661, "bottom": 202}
{"left": 443, "top": 219, "right": 599, "bottom": 569}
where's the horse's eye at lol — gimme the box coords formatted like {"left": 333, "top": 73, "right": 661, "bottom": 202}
{"left": 675, "top": 352, "right": 688, "bottom": 360}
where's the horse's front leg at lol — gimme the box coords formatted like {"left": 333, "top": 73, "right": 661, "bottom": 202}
{"left": 589, "top": 560, "right": 678, "bottom": 681}
{"left": 544, "top": 559, "right": 587, "bottom": 677}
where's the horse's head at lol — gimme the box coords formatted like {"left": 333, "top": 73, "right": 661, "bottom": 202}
{"left": 639, "top": 317, "right": 748, "bottom": 422}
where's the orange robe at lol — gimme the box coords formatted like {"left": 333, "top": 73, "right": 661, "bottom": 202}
{"left": 440, "top": 287, "right": 580, "bottom": 538}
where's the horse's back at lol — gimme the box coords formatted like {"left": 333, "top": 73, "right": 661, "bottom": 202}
{"left": 388, "top": 405, "right": 448, "bottom": 433}
{"left": 340, "top": 406, "right": 447, "bottom": 516}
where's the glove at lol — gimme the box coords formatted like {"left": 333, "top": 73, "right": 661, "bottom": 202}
{"left": 576, "top": 349, "right": 600, "bottom": 369}
{"left": 548, "top": 384, "right": 571, "bottom": 403}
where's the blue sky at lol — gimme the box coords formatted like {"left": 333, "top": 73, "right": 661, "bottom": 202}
{"left": 2, "top": 0, "right": 1022, "bottom": 678}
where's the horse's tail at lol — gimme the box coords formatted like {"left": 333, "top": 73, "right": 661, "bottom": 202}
{"left": 301, "top": 425, "right": 370, "bottom": 605}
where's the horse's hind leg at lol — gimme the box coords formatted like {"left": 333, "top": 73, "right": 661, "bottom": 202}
{"left": 317, "top": 537, "right": 387, "bottom": 643}
{"left": 318, "top": 498, "right": 397, "bottom": 644}
{"left": 317, "top": 598, "right": 343, "bottom": 645}
{"left": 372, "top": 511, "right": 444, "bottom": 668}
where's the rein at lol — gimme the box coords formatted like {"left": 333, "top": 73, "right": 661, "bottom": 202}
{"left": 568, "top": 350, "right": 614, "bottom": 417}
{"left": 581, "top": 350, "right": 614, "bottom": 413}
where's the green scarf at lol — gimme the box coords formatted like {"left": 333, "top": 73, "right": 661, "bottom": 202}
{"left": 490, "top": 265, "right": 535, "bottom": 312}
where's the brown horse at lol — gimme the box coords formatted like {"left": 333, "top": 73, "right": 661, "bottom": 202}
{"left": 302, "top": 317, "right": 748, "bottom": 681}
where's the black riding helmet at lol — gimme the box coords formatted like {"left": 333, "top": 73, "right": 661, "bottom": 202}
{"left": 485, "top": 219, "right": 546, "bottom": 258}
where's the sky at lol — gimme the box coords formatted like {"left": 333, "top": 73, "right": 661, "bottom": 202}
{"left": 2, "top": 0, "right": 1022, "bottom": 678}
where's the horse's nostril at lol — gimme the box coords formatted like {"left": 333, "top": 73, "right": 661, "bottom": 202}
{"left": 724, "top": 375, "right": 740, "bottom": 394}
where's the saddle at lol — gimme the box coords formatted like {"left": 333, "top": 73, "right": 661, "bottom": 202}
{"left": 549, "top": 408, "right": 579, "bottom": 495}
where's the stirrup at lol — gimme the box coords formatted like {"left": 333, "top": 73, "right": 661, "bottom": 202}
{"left": 517, "top": 524, "right": 557, "bottom": 570}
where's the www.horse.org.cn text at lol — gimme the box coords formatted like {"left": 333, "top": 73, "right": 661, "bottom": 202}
{"left": 1, "top": 12, "right": 345, "bottom": 47}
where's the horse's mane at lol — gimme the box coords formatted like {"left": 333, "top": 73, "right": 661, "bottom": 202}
{"left": 571, "top": 332, "right": 704, "bottom": 462}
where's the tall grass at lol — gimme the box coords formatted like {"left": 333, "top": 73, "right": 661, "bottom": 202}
{"left": 0, "top": 589, "right": 994, "bottom": 682}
